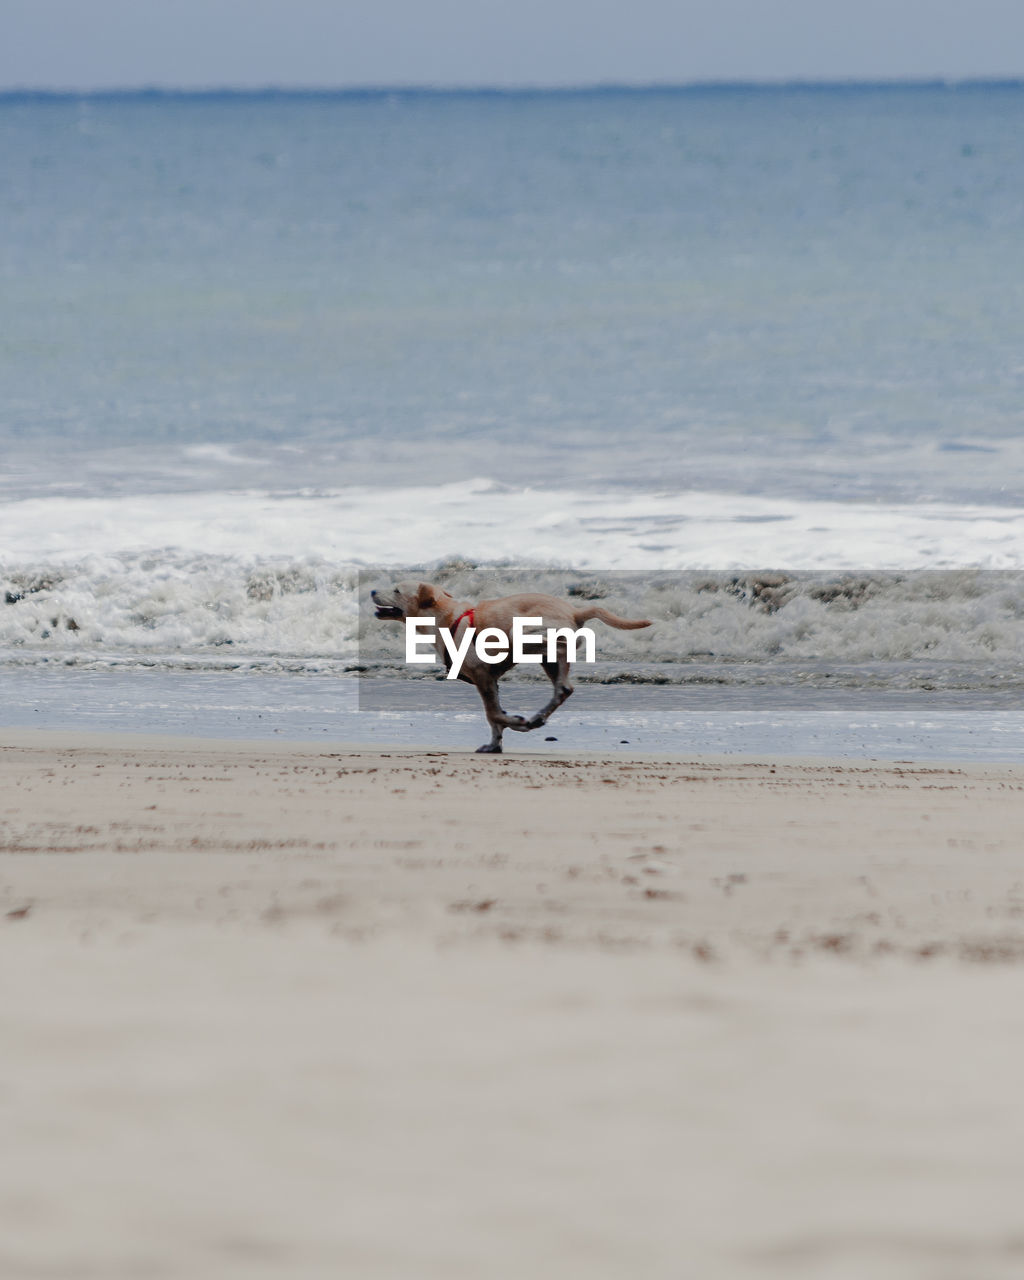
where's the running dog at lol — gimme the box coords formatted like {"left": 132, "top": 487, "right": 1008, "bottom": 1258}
{"left": 371, "top": 581, "right": 651, "bottom": 752}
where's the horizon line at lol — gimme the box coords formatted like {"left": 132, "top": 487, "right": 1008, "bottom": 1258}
{"left": 2, "top": 76, "right": 1024, "bottom": 99}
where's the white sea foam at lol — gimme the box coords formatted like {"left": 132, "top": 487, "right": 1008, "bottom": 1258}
{"left": 2, "top": 483, "right": 1023, "bottom": 675}
{"left": 2, "top": 481, "right": 1023, "bottom": 569}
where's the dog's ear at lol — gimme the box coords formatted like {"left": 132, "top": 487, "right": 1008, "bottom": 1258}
{"left": 417, "top": 583, "right": 436, "bottom": 609}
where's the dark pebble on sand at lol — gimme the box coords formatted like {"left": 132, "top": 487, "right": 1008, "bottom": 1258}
{"left": 545, "top": 736, "right": 557, "bottom": 741}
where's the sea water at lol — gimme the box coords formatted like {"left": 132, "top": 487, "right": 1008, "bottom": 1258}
{"left": 2, "top": 86, "right": 1024, "bottom": 754}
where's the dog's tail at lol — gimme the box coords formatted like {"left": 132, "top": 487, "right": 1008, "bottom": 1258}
{"left": 572, "top": 605, "right": 652, "bottom": 630}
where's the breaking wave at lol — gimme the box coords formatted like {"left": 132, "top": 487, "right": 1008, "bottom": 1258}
{"left": 3, "top": 555, "right": 1024, "bottom": 687}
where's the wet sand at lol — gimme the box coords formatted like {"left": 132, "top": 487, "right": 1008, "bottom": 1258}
{"left": 3, "top": 730, "right": 1024, "bottom": 1278}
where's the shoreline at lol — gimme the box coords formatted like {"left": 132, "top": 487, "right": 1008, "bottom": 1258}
{"left": 5, "top": 667, "right": 1024, "bottom": 760}
{"left": 2, "top": 722, "right": 1021, "bottom": 769}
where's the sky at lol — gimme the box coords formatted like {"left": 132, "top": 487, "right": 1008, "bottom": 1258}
{"left": 1, "top": 0, "right": 1022, "bottom": 90}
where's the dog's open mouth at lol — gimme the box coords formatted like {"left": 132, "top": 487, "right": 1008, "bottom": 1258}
{"left": 374, "top": 606, "right": 404, "bottom": 620}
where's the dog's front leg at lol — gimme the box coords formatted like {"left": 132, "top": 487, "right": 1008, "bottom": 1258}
{"left": 523, "top": 655, "right": 575, "bottom": 730}
{"left": 478, "top": 720, "right": 504, "bottom": 753}
{"left": 473, "top": 675, "right": 528, "bottom": 753}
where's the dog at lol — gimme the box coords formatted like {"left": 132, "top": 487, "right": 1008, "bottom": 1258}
{"left": 371, "top": 581, "right": 652, "bottom": 752}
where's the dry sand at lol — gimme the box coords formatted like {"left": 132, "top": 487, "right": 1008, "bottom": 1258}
{"left": 2, "top": 729, "right": 1024, "bottom": 1279}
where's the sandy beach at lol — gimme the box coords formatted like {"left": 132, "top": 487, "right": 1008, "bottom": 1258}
{"left": 2, "top": 730, "right": 1023, "bottom": 1278}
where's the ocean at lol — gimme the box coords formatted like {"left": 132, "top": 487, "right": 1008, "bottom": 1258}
{"left": 2, "top": 85, "right": 1024, "bottom": 754}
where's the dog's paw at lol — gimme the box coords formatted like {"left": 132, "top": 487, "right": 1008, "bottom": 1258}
{"left": 525, "top": 714, "right": 547, "bottom": 731}
{"left": 476, "top": 742, "right": 503, "bottom": 753}
{"left": 504, "top": 716, "right": 531, "bottom": 732}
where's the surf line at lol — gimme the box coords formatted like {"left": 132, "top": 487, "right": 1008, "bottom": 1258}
{"left": 405, "top": 616, "right": 596, "bottom": 680}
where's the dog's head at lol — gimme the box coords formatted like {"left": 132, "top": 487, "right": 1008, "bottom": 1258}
{"left": 371, "top": 581, "right": 455, "bottom": 623}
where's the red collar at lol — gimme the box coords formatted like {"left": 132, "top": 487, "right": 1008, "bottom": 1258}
{"left": 450, "top": 608, "right": 474, "bottom": 633}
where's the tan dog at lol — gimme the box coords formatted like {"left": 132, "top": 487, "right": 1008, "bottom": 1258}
{"left": 371, "top": 581, "right": 651, "bottom": 752}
